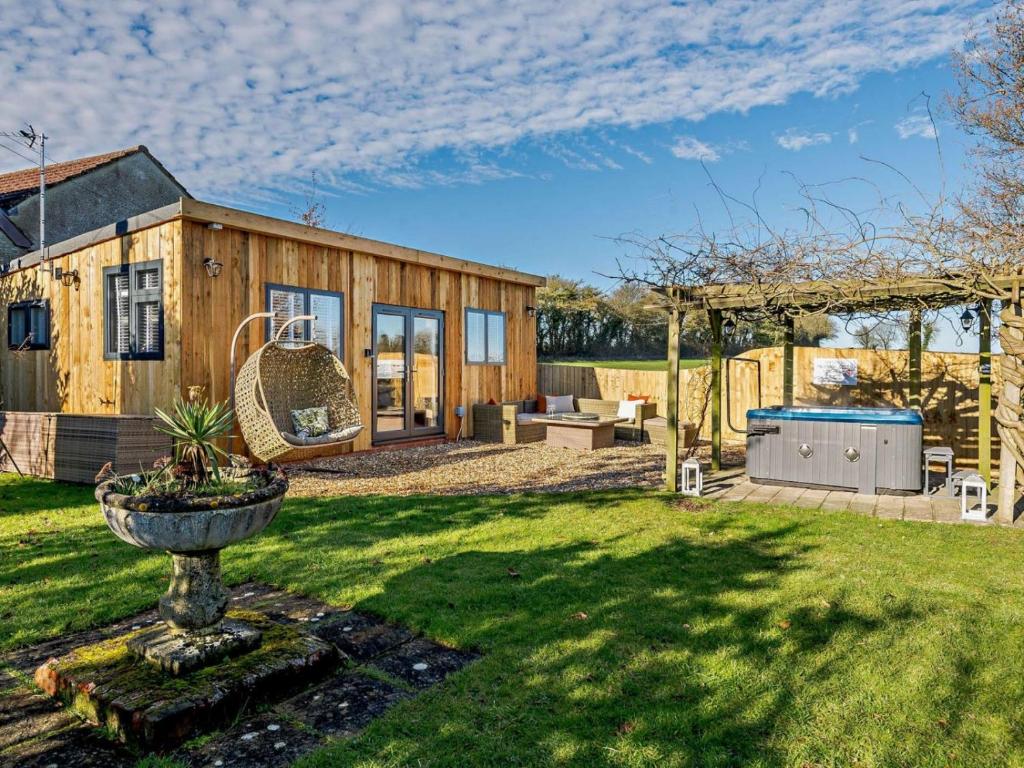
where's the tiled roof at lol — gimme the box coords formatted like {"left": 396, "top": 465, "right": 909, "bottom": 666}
{"left": 0, "top": 146, "right": 146, "bottom": 197}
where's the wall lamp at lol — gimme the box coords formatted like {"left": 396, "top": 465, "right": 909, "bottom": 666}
{"left": 722, "top": 314, "right": 737, "bottom": 337}
{"left": 53, "top": 266, "right": 80, "bottom": 291}
{"left": 202, "top": 257, "right": 224, "bottom": 278}
{"left": 526, "top": 305, "right": 537, "bottom": 318}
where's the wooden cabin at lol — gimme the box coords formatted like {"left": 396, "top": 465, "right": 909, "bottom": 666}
{"left": 0, "top": 198, "right": 544, "bottom": 459}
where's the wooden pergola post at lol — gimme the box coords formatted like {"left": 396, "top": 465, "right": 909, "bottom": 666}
{"left": 979, "top": 300, "right": 992, "bottom": 485}
{"left": 908, "top": 310, "right": 922, "bottom": 411}
{"left": 783, "top": 315, "right": 795, "bottom": 406}
{"left": 666, "top": 298, "right": 682, "bottom": 492}
{"left": 710, "top": 308, "right": 723, "bottom": 471}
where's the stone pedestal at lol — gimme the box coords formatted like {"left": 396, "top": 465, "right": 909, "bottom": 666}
{"left": 127, "top": 619, "right": 263, "bottom": 676}
{"left": 160, "top": 550, "right": 229, "bottom": 632}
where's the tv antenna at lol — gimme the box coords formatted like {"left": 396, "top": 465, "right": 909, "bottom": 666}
{"left": 1, "top": 125, "right": 48, "bottom": 275}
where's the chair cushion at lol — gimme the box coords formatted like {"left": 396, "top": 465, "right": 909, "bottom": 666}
{"left": 545, "top": 394, "right": 574, "bottom": 414}
{"left": 291, "top": 406, "right": 330, "bottom": 438}
{"left": 617, "top": 399, "right": 641, "bottom": 420}
{"left": 282, "top": 424, "right": 364, "bottom": 447}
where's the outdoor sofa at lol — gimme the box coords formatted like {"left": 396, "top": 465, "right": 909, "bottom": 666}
{"left": 471, "top": 397, "right": 661, "bottom": 445}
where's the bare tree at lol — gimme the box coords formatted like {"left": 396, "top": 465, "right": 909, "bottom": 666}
{"left": 292, "top": 171, "right": 328, "bottom": 229}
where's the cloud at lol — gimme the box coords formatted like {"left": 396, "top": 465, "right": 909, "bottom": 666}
{"left": 776, "top": 129, "right": 832, "bottom": 151}
{"left": 895, "top": 114, "right": 938, "bottom": 139}
{"left": 0, "top": 0, "right": 986, "bottom": 197}
{"left": 848, "top": 127, "right": 859, "bottom": 144}
{"left": 670, "top": 136, "right": 721, "bottom": 162}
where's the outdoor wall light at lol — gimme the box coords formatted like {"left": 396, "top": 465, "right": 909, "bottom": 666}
{"left": 722, "top": 315, "right": 737, "bottom": 337}
{"left": 53, "top": 266, "right": 80, "bottom": 291}
{"left": 959, "top": 307, "right": 975, "bottom": 331}
{"left": 202, "top": 257, "right": 224, "bottom": 278}
{"left": 526, "top": 305, "right": 537, "bottom": 318}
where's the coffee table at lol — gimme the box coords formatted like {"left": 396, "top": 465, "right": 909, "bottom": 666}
{"left": 532, "top": 413, "right": 627, "bottom": 451}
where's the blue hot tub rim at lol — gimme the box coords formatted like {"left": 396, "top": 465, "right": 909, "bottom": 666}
{"left": 746, "top": 405, "right": 923, "bottom": 426}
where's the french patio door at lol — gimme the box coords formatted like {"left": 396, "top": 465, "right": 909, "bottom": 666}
{"left": 372, "top": 305, "right": 444, "bottom": 442}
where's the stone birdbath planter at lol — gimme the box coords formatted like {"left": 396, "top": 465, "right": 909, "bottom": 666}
{"left": 97, "top": 465, "right": 288, "bottom": 675}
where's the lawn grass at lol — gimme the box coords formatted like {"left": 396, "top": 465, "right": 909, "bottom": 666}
{"left": 541, "top": 358, "right": 707, "bottom": 371}
{"left": 4, "top": 476, "right": 1024, "bottom": 766}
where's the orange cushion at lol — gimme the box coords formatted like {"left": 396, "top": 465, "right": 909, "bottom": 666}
{"left": 537, "top": 395, "right": 547, "bottom": 413}
{"left": 628, "top": 393, "right": 651, "bottom": 403}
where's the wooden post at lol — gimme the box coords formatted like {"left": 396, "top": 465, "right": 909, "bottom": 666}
{"left": 783, "top": 315, "right": 795, "bottom": 407}
{"left": 666, "top": 300, "right": 682, "bottom": 492}
{"left": 710, "top": 309, "right": 723, "bottom": 471}
{"left": 908, "top": 310, "right": 922, "bottom": 411}
{"left": 997, "top": 292, "right": 1021, "bottom": 524}
{"left": 979, "top": 300, "right": 992, "bottom": 486}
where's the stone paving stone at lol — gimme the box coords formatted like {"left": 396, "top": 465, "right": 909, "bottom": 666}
{"left": 313, "top": 612, "right": 415, "bottom": 663}
{"left": 743, "top": 484, "right": 785, "bottom": 504}
{"left": 792, "top": 488, "right": 829, "bottom": 509}
{"left": 874, "top": 496, "right": 905, "bottom": 520}
{"left": 849, "top": 494, "right": 878, "bottom": 515}
{"left": 280, "top": 671, "right": 412, "bottom": 738}
{"left": 370, "top": 637, "right": 479, "bottom": 690}
{"left": 769, "top": 486, "right": 806, "bottom": 507}
{"left": 903, "top": 497, "right": 934, "bottom": 522}
{"left": 932, "top": 498, "right": 963, "bottom": 523}
{"left": 717, "top": 481, "right": 758, "bottom": 501}
{"left": 820, "top": 491, "right": 855, "bottom": 512}
{"left": 0, "top": 687, "right": 77, "bottom": 751}
{"left": 0, "top": 723, "right": 134, "bottom": 768}
{"left": 177, "top": 712, "right": 322, "bottom": 768}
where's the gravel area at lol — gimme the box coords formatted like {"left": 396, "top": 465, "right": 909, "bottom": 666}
{"left": 287, "top": 440, "right": 745, "bottom": 497}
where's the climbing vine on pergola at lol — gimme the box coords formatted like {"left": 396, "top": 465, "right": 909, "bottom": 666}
{"left": 654, "top": 273, "right": 1024, "bottom": 523}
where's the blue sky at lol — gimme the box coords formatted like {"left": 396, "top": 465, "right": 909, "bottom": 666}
{"left": 0, "top": 1, "right": 992, "bottom": 349}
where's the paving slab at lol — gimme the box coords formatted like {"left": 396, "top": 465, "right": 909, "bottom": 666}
{"left": 821, "top": 491, "right": 855, "bottom": 512}
{"left": 903, "top": 497, "right": 934, "bottom": 522}
{"left": 312, "top": 612, "right": 416, "bottom": 663}
{"left": 370, "top": 637, "right": 480, "bottom": 690}
{"left": 874, "top": 496, "right": 905, "bottom": 520}
{"left": 932, "top": 498, "right": 964, "bottom": 523}
{"left": 792, "top": 488, "right": 829, "bottom": 509}
{"left": 0, "top": 687, "right": 77, "bottom": 752}
{"left": 177, "top": 711, "right": 322, "bottom": 768}
{"left": 718, "top": 481, "right": 759, "bottom": 502}
{"left": 0, "top": 723, "right": 133, "bottom": 768}
{"left": 849, "top": 494, "right": 878, "bottom": 515}
{"left": 744, "top": 484, "right": 785, "bottom": 504}
{"left": 280, "top": 671, "right": 412, "bottom": 737}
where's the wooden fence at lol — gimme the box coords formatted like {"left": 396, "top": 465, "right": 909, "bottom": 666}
{"left": 539, "top": 346, "right": 999, "bottom": 466}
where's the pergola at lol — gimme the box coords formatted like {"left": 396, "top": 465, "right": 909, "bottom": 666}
{"left": 659, "top": 272, "right": 1024, "bottom": 522}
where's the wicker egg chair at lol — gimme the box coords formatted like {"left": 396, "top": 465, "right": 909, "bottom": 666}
{"left": 235, "top": 341, "right": 363, "bottom": 461}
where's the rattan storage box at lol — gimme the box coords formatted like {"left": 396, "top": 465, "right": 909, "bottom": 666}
{"left": 0, "top": 413, "right": 171, "bottom": 483}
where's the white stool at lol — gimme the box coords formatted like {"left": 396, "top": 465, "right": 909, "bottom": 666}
{"left": 954, "top": 471, "right": 988, "bottom": 522}
{"left": 923, "top": 446, "right": 955, "bottom": 497}
{"left": 681, "top": 458, "right": 703, "bottom": 497}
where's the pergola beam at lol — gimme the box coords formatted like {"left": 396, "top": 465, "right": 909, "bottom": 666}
{"left": 709, "top": 308, "right": 723, "bottom": 471}
{"left": 979, "top": 300, "right": 993, "bottom": 485}
{"left": 665, "top": 300, "right": 682, "bottom": 492}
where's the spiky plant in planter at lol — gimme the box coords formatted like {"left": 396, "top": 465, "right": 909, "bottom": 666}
{"left": 95, "top": 387, "right": 288, "bottom": 675}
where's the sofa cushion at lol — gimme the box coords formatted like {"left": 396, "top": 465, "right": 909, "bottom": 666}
{"left": 617, "top": 399, "right": 641, "bottom": 421}
{"left": 546, "top": 394, "right": 574, "bottom": 414}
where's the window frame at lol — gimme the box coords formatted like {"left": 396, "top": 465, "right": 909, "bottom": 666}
{"left": 7, "top": 299, "right": 50, "bottom": 351}
{"left": 102, "top": 259, "right": 165, "bottom": 361}
{"left": 465, "top": 308, "right": 506, "bottom": 365}
{"left": 264, "top": 283, "right": 345, "bottom": 359}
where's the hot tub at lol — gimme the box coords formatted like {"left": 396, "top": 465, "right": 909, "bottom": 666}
{"left": 745, "top": 406, "right": 922, "bottom": 494}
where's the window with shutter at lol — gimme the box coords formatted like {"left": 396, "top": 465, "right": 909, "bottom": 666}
{"left": 103, "top": 260, "right": 163, "bottom": 359}
{"left": 264, "top": 284, "right": 344, "bottom": 359}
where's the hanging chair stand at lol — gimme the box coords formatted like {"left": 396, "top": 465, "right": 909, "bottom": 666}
{"left": 233, "top": 314, "right": 364, "bottom": 462}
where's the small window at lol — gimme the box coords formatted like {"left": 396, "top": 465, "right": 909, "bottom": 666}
{"left": 103, "top": 260, "right": 163, "bottom": 360}
{"left": 466, "top": 308, "right": 505, "bottom": 365}
{"left": 7, "top": 299, "right": 50, "bottom": 350}
{"left": 265, "top": 284, "right": 344, "bottom": 359}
